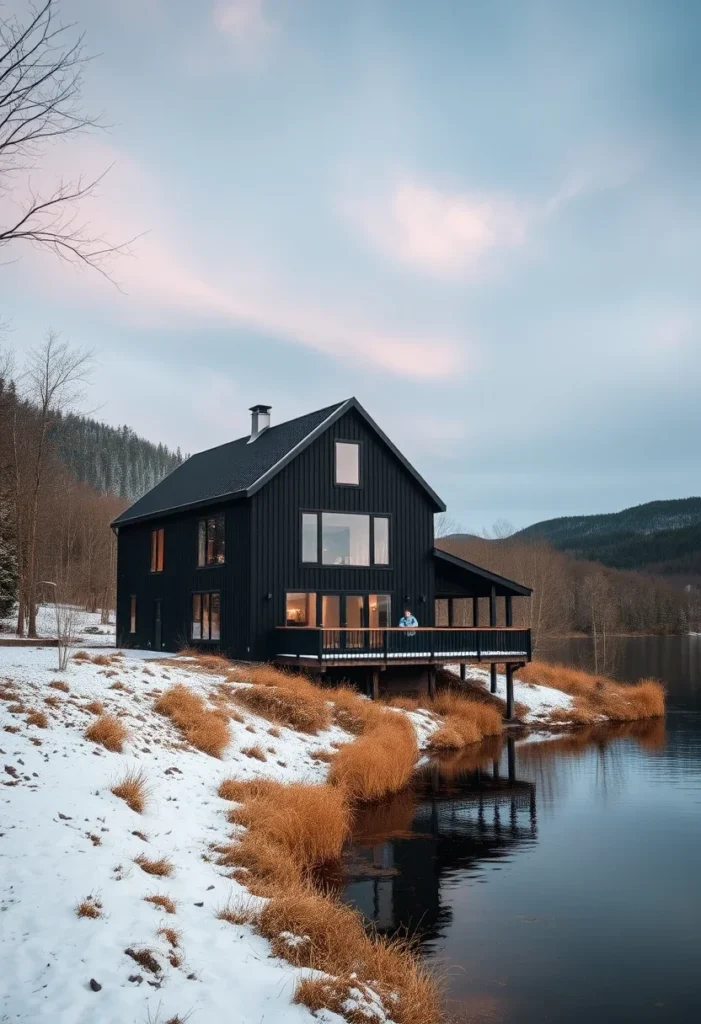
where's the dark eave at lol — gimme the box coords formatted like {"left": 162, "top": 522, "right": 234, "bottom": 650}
{"left": 433, "top": 548, "right": 532, "bottom": 597}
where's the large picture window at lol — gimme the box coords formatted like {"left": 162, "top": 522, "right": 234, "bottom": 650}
{"left": 369, "top": 594, "right": 391, "bottom": 628}
{"left": 322, "top": 512, "right": 369, "bottom": 565}
{"left": 335, "top": 441, "right": 359, "bottom": 485}
{"left": 301, "top": 512, "right": 390, "bottom": 566}
{"left": 150, "top": 528, "right": 164, "bottom": 572}
{"left": 130, "top": 596, "right": 137, "bottom": 634}
{"left": 197, "top": 516, "right": 225, "bottom": 567}
{"left": 285, "top": 592, "right": 317, "bottom": 627}
{"left": 192, "top": 592, "right": 221, "bottom": 641}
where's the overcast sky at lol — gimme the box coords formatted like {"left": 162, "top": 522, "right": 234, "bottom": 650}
{"left": 1, "top": 0, "right": 699, "bottom": 531}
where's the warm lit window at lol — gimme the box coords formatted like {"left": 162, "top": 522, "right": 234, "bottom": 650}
{"left": 150, "top": 528, "right": 164, "bottom": 572}
{"left": 302, "top": 513, "right": 318, "bottom": 563}
{"left": 369, "top": 594, "right": 391, "bottom": 628}
{"left": 192, "top": 592, "right": 220, "bottom": 641}
{"left": 373, "top": 517, "right": 389, "bottom": 565}
{"left": 197, "top": 516, "right": 225, "bottom": 567}
{"left": 302, "top": 512, "right": 389, "bottom": 566}
{"left": 129, "top": 596, "right": 137, "bottom": 633}
{"left": 335, "top": 441, "right": 360, "bottom": 485}
{"left": 286, "top": 592, "right": 317, "bottom": 627}
{"left": 322, "top": 512, "right": 369, "bottom": 565}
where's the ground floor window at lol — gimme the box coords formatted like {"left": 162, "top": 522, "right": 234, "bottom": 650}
{"left": 192, "top": 592, "right": 221, "bottom": 641}
{"left": 286, "top": 592, "right": 317, "bottom": 627}
{"left": 130, "top": 596, "right": 137, "bottom": 633}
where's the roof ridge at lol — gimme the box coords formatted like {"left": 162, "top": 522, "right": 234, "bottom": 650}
{"left": 186, "top": 399, "right": 349, "bottom": 460}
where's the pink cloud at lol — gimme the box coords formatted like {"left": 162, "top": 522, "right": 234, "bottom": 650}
{"left": 212, "top": 0, "right": 275, "bottom": 53}
{"left": 342, "top": 179, "right": 529, "bottom": 279}
{"left": 16, "top": 139, "right": 464, "bottom": 381}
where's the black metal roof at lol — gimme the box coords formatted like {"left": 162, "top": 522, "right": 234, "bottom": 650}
{"left": 112, "top": 397, "right": 445, "bottom": 527}
{"left": 433, "top": 548, "right": 532, "bottom": 597}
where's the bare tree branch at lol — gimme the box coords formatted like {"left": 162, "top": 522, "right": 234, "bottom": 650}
{"left": 0, "top": 1, "right": 127, "bottom": 277}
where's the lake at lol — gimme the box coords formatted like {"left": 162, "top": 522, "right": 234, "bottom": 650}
{"left": 338, "top": 636, "right": 701, "bottom": 1022}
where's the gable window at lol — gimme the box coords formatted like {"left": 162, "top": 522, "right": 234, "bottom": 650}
{"left": 286, "top": 592, "right": 317, "bottom": 627}
{"left": 373, "top": 517, "right": 389, "bottom": 565}
{"left": 130, "top": 596, "right": 137, "bottom": 633}
{"left": 150, "top": 528, "right": 164, "bottom": 572}
{"left": 335, "top": 441, "right": 360, "bottom": 486}
{"left": 197, "top": 515, "right": 225, "bottom": 567}
{"left": 192, "top": 592, "right": 221, "bottom": 641}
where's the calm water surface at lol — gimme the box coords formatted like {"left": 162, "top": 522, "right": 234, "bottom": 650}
{"left": 339, "top": 637, "right": 701, "bottom": 1023}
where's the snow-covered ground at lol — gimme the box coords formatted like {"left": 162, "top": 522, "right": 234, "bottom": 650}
{"left": 0, "top": 645, "right": 441, "bottom": 1024}
{"left": 450, "top": 665, "right": 575, "bottom": 725}
{"left": 0, "top": 605, "right": 116, "bottom": 647}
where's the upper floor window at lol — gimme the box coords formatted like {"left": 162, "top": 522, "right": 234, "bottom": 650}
{"left": 129, "top": 596, "right": 137, "bottom": 634}
{"left": 301, "top": 512, "right": 390, "bottom": 566}
{"left": 150, "top": 528, "right": 164, "bottom": 572}
{"left": 335, "top": 441, "right": 359, "bottom": 486}
{"left": 197, "top": 515, "right": 225, "bottom": 567}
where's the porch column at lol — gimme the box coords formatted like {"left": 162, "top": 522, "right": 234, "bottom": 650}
{"left": 505, "top": 663, "right": 515, "bottom": 721}
{"left": 428, "top": 666, "right": 437, "bottom": 700}
{"left": 490, "top": 663, "right": 497, "bottom": 694}
{"left": 489, "top": 585, "right": 497, "bottom": 627}
{"left": 505, "top": 595, "right": 513, "bottom": 627}
{"left": 472, "top": 596, "right": 479, "bottom": 627}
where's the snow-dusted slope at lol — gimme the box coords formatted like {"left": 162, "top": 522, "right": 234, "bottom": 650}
{"left": 0, "top": 648, "right": 360, "bottom": 1024}
{"left": 451, "top": 665, "right": 575, "bottom": 725}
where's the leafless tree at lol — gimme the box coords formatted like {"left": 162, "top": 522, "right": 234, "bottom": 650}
{"left": 12, "top": 330, "right": 92, "bottom": 636}
{"left": 0, "top": 0, "right": 128, "bottom": 274}
{"left": 434, "top": 512, "right": 465, "bottom": 539}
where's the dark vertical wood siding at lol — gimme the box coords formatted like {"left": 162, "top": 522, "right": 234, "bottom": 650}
{"left": 249, "top": 407, "right": 436, "bottom": 659}
{"left": 116, "top": 499, "right": 250, "bottom": 657}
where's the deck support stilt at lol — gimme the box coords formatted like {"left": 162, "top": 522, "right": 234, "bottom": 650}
{"left": 505, "top": 663, "right": 515, "bottom": 721}
{"left": 428, "top": 666, "right": 437, "bottom": 700}
{"left": 507, "top": 735, "right": 516, "bottom": 782}
{"left": 490, "top": 663, "right": 497, "bottom": 694}
{"left": 371, "top": 669, "right": 380, "bottom": 701}
{"left": 459, "top": 662, "right": 466, "bottom": 681}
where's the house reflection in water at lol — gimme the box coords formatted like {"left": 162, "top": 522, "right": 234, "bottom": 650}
{"left": 340, "top": 738, "right": 537, "bottom": 945}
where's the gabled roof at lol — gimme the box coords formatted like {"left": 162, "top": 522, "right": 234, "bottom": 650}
{"left": 112, "top": 397, "right": 445, "bottom": 527}
{"left": 433, "top": 548, "right": 532, "bottom": 597}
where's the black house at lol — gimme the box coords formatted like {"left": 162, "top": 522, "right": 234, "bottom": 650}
{"left": 112, "top": 398, "right": 531, "bottom": 706}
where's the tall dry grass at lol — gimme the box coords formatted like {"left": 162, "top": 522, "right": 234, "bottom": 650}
{"left": 518, "top": 661, "right": 665, "bottom": 724}
{"left": 231, "top": 665, "right": 332, "bottom": 733}
{"left": 155, "top": 684, "right": 231, "bottom": 757}
{"left": 84, "top": 715, "right": 128, "bottom": 753}
{"left": 422, "top": 692, "right": 503, "bottom": 750}
{"left": 328, "top": 710, "right": 418, "bottom": 802}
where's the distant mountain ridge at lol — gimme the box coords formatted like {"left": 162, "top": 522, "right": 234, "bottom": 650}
{"left": 514, "top": 498, "right": 701, "bottom": 577}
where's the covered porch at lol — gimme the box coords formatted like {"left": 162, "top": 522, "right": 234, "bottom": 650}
{"left": 274, "top": 549, "right": 532, "bottom": 718}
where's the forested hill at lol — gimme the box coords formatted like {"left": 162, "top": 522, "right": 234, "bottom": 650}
{"left": 514, "top": 498, "right": 701, "bottom": 577}
{"left": 49, "top": 413, "right": 186, "bottom": 501}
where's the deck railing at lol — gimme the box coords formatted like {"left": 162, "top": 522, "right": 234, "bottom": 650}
{"left": 275, "top": 626, "right": 531, "bottom": 663}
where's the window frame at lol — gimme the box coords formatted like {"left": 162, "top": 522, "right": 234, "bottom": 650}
{"left": 150, "top": 527, "right": 164, "bottom": 573}
{"left": 129, "top": 595, "right": 137, "bottom": 634}
{"left": 191, "top": 590, "right": 221, "bottom": 642}
{"left": 300, "top": 510, "right": 391, "bottom": 568}
{"left": 334, "top": 440, "right": 361, "bottom": 488}
{"left": 285, "top": 591, "right": 318, "bottom": 628}
{"left": 196, "top": 514, "right": 226, "bottom": 568}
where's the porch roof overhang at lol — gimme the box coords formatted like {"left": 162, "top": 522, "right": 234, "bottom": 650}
{"left": 433, "top": 548, "right": 532, "bottom": 598}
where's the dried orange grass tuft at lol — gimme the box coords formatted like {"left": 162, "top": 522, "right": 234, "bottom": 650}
{"left": 155, "top": 684, "right": 231, "bottom": 757}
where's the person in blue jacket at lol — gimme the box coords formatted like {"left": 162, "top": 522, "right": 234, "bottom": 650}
{"left": 399, "top": 608, "right": 418, "bottom": 636}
